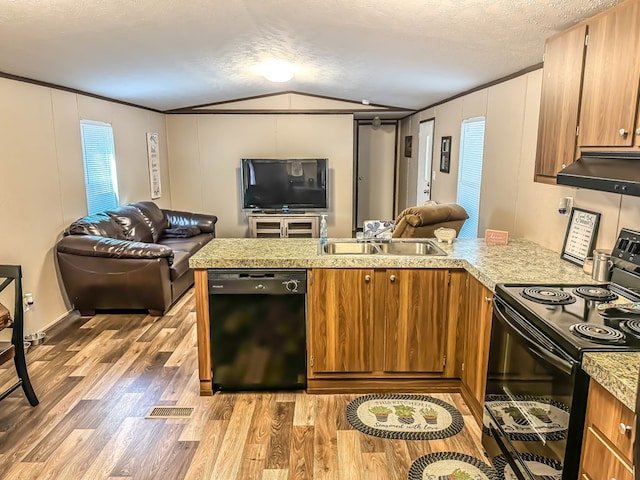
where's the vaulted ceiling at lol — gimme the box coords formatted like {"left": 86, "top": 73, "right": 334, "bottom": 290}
{"left": 0, "top": 0, "right": 621, "bottom": 115}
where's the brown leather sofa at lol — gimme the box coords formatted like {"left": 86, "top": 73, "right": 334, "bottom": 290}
{"left": 392, "top": 202, "right": 468, "bottom": 238}
{"left": 56, "top": 201, "right": 217, "bottom": 316}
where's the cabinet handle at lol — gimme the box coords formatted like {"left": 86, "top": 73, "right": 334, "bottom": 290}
{"left": 364, "top": 275, "right": 371, "bottom": 283}
{"left": 619, "top": 128, "right": 628, "bottom": 137}
{"left": 618, "top": 422, "right": 632, "bottom": 435}
{"left": 484, "top": 296, "right": 492, "bottom": 304}
{"left": 636, "top": 128, "right": 640, "bottom": 136}
{"left": 389, "top": 275, "right": 396, "bottom": 283}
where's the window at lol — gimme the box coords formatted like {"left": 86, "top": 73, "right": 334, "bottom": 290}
{"left": 456, "top": 117, "right": 485, "bottom": 238}
{"left": 80, "top": 120, "right": 119, "bottom": 215}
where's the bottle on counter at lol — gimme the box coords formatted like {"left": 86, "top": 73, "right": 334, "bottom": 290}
{"left": 320, "top": 214, "right": 328, "bottom": 245}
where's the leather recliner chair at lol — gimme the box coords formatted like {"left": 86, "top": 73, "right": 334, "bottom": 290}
{"left": 55, "top": 201, "right": 217, "bottom": 316}
{"left": 392, "top": 202, "right": 468, "bottom": 239}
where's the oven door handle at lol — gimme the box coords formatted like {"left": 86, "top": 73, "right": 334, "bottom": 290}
{"left": 493, "top": 300, "right": 576, "bottom": 376}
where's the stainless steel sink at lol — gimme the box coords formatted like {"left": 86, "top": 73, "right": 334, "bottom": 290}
{"left": 321, "top": 239, "right": 447, "bottom": 256}
{"left": 377, "top": 241, "right": 446, "bottom": 255}
{"left": 323, "top": 242, "right": 377, "bottom": 254}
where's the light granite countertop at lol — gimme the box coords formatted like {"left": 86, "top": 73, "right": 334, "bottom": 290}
{"left": 582, "top": 352, "right": 640, "bottom": 411}
{"left": 189, "top": 237, "right": 594, "bottom": 289}
{"left": 190, "top": 237, "right": 637, "bottom": 407}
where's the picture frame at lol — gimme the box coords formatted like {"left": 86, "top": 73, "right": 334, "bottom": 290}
{"left": 439, "top": 136, "right": 451, "bottom": 173}
{"left": 404, "top": 135, "right": 412, "bottom": 158}
{"left": 560, "top": 207, "right": 601, "bottom": 266}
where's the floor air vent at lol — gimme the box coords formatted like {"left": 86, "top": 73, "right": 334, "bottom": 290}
{"left": 146, "top": 406, "right": 194, "bottom": 419}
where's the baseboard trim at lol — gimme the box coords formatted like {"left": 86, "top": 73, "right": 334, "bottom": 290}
{"left": 306, "top": 378, "right": 461, "bottom": 394}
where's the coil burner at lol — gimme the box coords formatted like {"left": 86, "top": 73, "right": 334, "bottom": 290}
{"left": 620, "top": 319, "right": 640, "bottom": 339}
{"left": 569, "top": 323, "right": 626, "bottom": 344}
{"left": 572, "top": 286, "right": 618, "bottom": 302}
{"left": 520, "top": 287, "right": 576, "bottom": 305}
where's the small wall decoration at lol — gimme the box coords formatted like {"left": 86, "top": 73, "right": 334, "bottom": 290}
{"left": 147, "top": 132, "right": 161, "bottom": 199}
{"left": 404, "top": 135, "right": 413, "bottom": 158}
{"left": 561, "top": 207, "right": 601, "bottom": 266}
{"left": 439, "top": 136, "right": 451, "bottom": 173}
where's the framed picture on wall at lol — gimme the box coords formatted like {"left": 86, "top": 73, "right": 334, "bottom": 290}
{"left": 440, "top": 136, "right": 451, "bottom": 173}
{"left": 404, "top": 135, "right": 413, "bottom": 157}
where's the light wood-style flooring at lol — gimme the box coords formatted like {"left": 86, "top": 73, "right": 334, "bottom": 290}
{"left": 0, "top": 289, "right": 487, "bottom": 479}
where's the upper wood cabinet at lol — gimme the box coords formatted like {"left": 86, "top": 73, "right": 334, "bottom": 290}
{"left": 579, "top": 0, "right": 640, "bottom": 147}
{"left": 534, "top": 24, "right": 587, "bottom": 183}
{"left": 535, "top": 0, "right": 640, "bottom": 182}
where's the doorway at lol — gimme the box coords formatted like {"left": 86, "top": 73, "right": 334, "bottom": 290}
{"left": 356, "top": 122, "right": 397, "bottom": 229}
{"left": 416, "top": 119, "right": 435, "bottom": 205}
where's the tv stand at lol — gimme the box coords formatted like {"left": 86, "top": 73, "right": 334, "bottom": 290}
{"left": 248, "top": 212, "right": 320, "bottom": 238}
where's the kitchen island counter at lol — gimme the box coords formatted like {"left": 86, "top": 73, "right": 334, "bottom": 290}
{"left": 189, "top": 237, "right": 592, "bottom": 290}
{"left": 189, "top": 237, "right": 594, "bottom": 395}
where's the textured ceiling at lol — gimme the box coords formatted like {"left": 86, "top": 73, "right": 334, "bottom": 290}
{"left": 0, "top": 0, "right": 622, "bottom": 113}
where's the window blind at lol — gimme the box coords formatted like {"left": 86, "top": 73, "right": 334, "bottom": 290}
{"left": 80, "top": 120, "right": 119, "bottom": 215}
{"left": 456, "top": 117, "right": 485, "bottom": 238}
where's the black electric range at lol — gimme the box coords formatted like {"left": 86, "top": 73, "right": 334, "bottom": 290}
{"left": 495, "top": 281, "right": 640, "bottom": 360}
{"left": 483, "top": 228, "right": 640, "bottom": 480}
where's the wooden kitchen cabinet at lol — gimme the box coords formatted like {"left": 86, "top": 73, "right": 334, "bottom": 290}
{"left": 534, "top": 24, "right": 587, "bottom": 183}
{"left": 307, "top": 268, "right": 457, "bottom": 392}
{"left": 459, "top": 274, "right": 493, "bottom": 422}
{"left": 307, "top": 268, "right": 374, "bottom": 373}
{"left": 535, "top": 0, "right": 640, "bottom": 183}
{"left": 383, "top": 269, "right": 449, "bottom": 373}
{"left": 578, "top": 0, "right": 640, "bottom": 148}
{"left": 579, "top": 379, "right": 635, "bottom": 479}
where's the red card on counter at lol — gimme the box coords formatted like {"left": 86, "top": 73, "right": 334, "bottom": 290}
{"left": 485, "top": 229, "right": 509, "bottom": 245}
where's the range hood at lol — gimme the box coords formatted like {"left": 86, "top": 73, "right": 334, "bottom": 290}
{"left": 556, "top": 151, "right": 640, "bottom": 197}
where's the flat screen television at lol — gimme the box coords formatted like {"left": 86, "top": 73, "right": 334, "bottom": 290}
{"left": 241, "top": 158, "right": 328, "bottom": 211}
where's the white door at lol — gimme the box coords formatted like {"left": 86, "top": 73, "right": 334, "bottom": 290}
{"left": 416, "top": 119, "right": 434, "bottom": 204}
{"left": 356, "top": 123, "right": 396, "bottom": 227}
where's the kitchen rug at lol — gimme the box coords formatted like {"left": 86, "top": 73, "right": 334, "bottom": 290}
{"left": 346, "top": 394, "right": 464, "bottom": 440}
{"left": 492, "top": 453, "right": 562, "bottom": 480}
{"left": 483, "top": 394, "right": 569, "bottom": 441}
{"left": 408, "top": 452, "right": 498, "bottom": 480}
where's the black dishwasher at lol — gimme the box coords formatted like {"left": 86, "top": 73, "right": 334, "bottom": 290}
{"left": 208, "top": 269, "right": 307, "bottom": 391}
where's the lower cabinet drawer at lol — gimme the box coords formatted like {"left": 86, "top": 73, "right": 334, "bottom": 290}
{"left": 587, "top": 381, "right": 635, "bottom": 459}
{"left": 580, "top": 426, "right": 633, "bottom": 480}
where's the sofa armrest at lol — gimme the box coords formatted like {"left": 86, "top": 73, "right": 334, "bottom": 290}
{"left": 162, "top": 209, "right": 218, "bottom": 234}
{"left": 56, "top": 235, "right": 174, "bottom": 262}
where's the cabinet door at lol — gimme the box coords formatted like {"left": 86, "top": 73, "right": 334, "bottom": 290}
{"left": 579, "top": 0, "right": 640, "bottom": 147}
{"left": 384, "top": 269, "right": 448, "bottom": 373}
{"left": 308, "top": 269, "right": 373, "bottom": 373}
{"left": 535, "top": 25, "right": 587, "bottom": 182}
{"left": 282, "top": 216, "right": 319, "bottom": 238}
{"left": 462, "top": 276, "right": 493, "bottom": 408}
{"left": 580, "top": 427, "right": 633, "bottom": 480}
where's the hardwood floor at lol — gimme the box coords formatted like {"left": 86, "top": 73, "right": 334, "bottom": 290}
{"left": 0, "top": 289, "right": 487, "bottom": 479}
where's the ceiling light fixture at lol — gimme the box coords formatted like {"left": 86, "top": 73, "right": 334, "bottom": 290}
{"left": 362, "top": 99, "right": 370, "bottom": 105}
{"left": 260, "top": 60, "right": 295, "bottom": 82}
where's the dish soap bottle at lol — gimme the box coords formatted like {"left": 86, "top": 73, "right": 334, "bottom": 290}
{"left": 320, "top": 214, "right": 328, "bottom": 246}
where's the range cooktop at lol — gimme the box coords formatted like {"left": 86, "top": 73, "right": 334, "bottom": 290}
{"left": 496, "top": 283, "right": 640, "bottom": 359}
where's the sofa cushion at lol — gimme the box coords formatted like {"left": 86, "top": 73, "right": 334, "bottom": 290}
{"left": 131, "top": 201, "right": 169, "bottom": 243}
{"left": 65, "top": 212, "right": 126, "bottom": 239}
{"left": 107, "top": 205, "right": 154, "bottom": 243}
{"left": 158, "top": 233, "right": 213, "bottom": 255}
